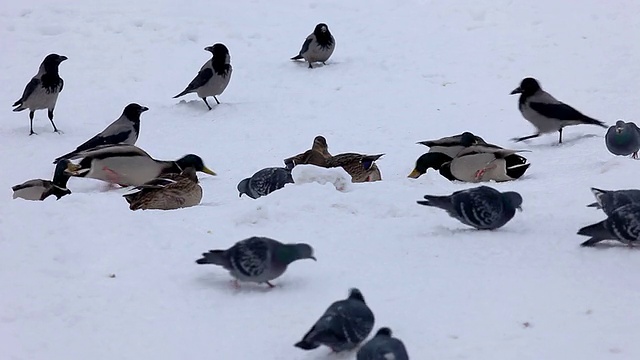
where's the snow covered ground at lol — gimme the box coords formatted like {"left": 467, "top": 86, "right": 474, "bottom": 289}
{"left": 2, "top": 0, "right": 640, "bottom": 359}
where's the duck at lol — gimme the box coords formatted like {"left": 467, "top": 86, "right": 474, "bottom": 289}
{"left": 65, "top": 144, "right": 216, "bottom": 187}
{"left": 284, "top": 136, "right": 383, "bottom": 182}
{"left": 123, "top": 167, "right": 202, "bottom": 210}
{"left": 440, "top": 145, "right": 530, "bottom": 182}
{"left": 12, "top": 159, "right": 73, "bottom": 201}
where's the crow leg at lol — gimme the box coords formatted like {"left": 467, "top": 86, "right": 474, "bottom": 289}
{"left": 213, "top": 96, "right": 220, "bottom": 105}
{"left": 202, "top": 98, "right": 212, "bottom": 110}
{"left": 48, "top": 109, "right": 62, "bottom": 134}
{"left": 29, "top": 111, "right": 36, "bottom": 135}
{"left": 511, "top": 133, "right": 540, "bottom": 142}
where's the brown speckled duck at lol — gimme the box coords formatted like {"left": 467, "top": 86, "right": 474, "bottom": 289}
{"left": 122, "top": 167, "right": 203, "bottom": 210}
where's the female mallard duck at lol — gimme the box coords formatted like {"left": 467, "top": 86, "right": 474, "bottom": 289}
{"left": 440, "top": 145, "right": 530, "bottom": 182}
{"left": 12, "top": 159, "right": 73, "bottom": 201}
{"left": 284, "top": 136, "right": 331, "bottom": 169}
{"left": 123, "top": 167, "right": 202, "bottom": 210}
{"left": 65, "top": 144, "right": 216, "bottom": 186}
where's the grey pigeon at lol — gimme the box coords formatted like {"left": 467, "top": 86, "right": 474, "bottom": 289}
{"left": 605, "top": 120, "right": 640, "bottom": 158}
{"left": 291, "top": 23, "right": 335, "bottom": 68}
{"left": 417, "top": 185, "right": 523, "bottom": 230}
{"left": 578, "top": 203, "right": 640, "bottom": 247}
{"left": 13, "top": 53, "right": 68, "bottom": 135}
{"left": 357, "top": 327, "right": 410, "bottom": 360}
{"left": 510, "top": 77, "right": 606, "bottom": 144}
{"left": 295, "top": 288, "right": 375, "bottom": 353}
{"left": 12, "top": 159, "right": 72, "bottom": 201}
{"left": 586, "top": 187, "right": 640, "bottom": 216}
{"left": 237, "top": 167, "right": 294, "bottom": 199}
{"left": 195, "top": 236, "right": 315, "bottom": 288}
{"left": 53, "top": 103, "right": 149, "bottom": 163}
{"left": 174, "top": 43, "right": 232, "bottom": 110}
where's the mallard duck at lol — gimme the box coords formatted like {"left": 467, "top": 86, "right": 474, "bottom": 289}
{"left": 439, "top": 145, "right": 530, "bottom": 182}
{"left": 65, "top": 144, "right": 216, "bottom": 186}
{"left": 12, "top": 159, "right": 73, "bottom": 201}
{"left": 123, "top": 167, "right": 202, "bottom": 210}
{"left": 284, "top": 136, "right": 330, "bottom": 169}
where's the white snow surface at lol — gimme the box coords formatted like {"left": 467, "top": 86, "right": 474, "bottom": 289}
{"left": 2, "top": 0, "right": 640, "bottom": 359}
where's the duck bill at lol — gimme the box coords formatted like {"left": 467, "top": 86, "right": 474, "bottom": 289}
{"left": 202, "top": 166, "right": 217, "bottom": 176}
{"left": 510, "top": 87, "right": 522, "bottom": 95}
{"left": 407, "top": 169, "right": 422, "bottom": 179}
{"left": 65, "top": 162, "right": 81, "bottom": 174}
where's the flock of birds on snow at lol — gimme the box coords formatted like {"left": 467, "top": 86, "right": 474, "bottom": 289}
{"left": 9, "top": 21, "right": 640, "bottom": 359}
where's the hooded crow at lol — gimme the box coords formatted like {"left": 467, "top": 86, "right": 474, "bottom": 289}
{"left": 291, "top": 23, "right": 335, "bottom": 68}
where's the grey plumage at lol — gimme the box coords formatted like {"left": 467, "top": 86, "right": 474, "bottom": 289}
{"left": 417, "top": 131, "right": 490, "bottom": 158}
{"left": 295, "top": 288, "right": 375, "bottom": 353}
{"left": 605, "top": 120, "right": 640, "bottom": 158}
{"left": 510, "top": 77, "right": 606, "bottom": 144}
{"left": 417, "top": 185, "right": 523, "bottom": 230}
{"left": 578, "top": 203, "right": 640, "bottom": 247}
{"left": 123, "top": 167, "right": 202, "bottom": 211}
{"left": 291, "top": 23, "right": 335, "bottom": 68}
{"left": 53, "top": 103, "right": 149, "bottom": 163}
{"left": 195, "top": 236, "right": 315, "bottom": 287}
{"left": 13, "top": 53, "right": 68, "bottom": 135}
{"left": 587, "top": 187, "right": 640, "bottom": 216}
{"left": 237, "top": 167, "right": 294, "bottom": 199}
{"left": 12, "top": 159, "right": 72, "bottom": 201}
{"left": 357, "top": 327, "right": 409, "bottom": 360}
{"left": 174, "top": 43, "right": 232, "bottom": 110}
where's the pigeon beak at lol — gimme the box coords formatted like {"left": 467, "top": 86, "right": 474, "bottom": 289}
{"left": 407, "top": 169, "right": 422, "bottom": 179}
{"left": 517, "top": 206, "right": 523, "bottom": 212}
{"left": 510, "top": 87, "right": 522, "bottom": 95}
{"left": 202, "top": 166, "right": 217, "bottom": 176}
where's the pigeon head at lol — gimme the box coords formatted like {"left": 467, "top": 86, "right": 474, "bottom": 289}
{"left": 348, "top": 288, "right": 366, "bottom": 303}
{"left": 615, "top": 120, "right": 627, "bottom": 134}
{"left": 123, "top": 103, "right": 149, "bottom": 121}
{"left": 276, "top": 243, "right": 316, "bottom": 264}
{"left": 237, "top": 178, "right": 258, "bottom": 199}
{"left": 503, "top": 191, "right": 523, "bottom": 211}
{"left": 408, "top": 152, "right": 453, "bottom": 178}
{"left": 175, "top": 154, "right": 216, "bottom": 176}
{"left": 375, "top": 327, "right": 393, "bottom": 337}
{"left": 510, "top": 77, "right": 540, "bottom": 96}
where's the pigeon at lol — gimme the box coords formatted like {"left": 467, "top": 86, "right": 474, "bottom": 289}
{"left": 357, "top": 327, "right": 410, "bottom": 360}
{"left": 605, "top": 120, "right": 640, "bottom": 158}
{"left": 237, "top": 167, "right": 294, "bottom": 199}
{"left": 417, "top": 185, "right": 523, "bottom": 230}
{"left": 510, "top": 77, "right": 606, "bottom": 144}
{"left": 587, "top": 187, "right": 640, "bottom": 216}
{"left": 174, "top": 43, "right": 232, "bottom": 110}
{"left": 12, "top": 53, "right": 68, "bottom": 135}
{"left": 12, "top": 159, "right": 72, "bottom": 201}
{"left": 291, "top": 23, "right": 335, "bottom": 68}
{"left": 578, "top": 203, "right": 640, "bottom": 247}
{"left": 53, "top": 103, "right": 149, "bottom": 163}
{"left": 195, "top": 236, "right": 315, "bottom": 288}
{"left": 295, "top": 288, "right": 375, "bottom": 353}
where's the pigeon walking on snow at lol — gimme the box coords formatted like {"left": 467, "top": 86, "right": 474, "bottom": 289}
{"left": 417, "top": 185, "right": 523, "bottom": 230}
{"left": 174, "top": 43, "right": 232, "bottom": 110}
{"left": 12, "top": 53, "right": 68, "bottom": 135}
{"left": 510, "top": 77, "right": 606, "bottom": 144}
{"left": 53, "top": 103, "right": 149, "bottom": 163}
{"left": 578, "top": 203, "right": 640, "bottom": 247}
{"left": 195, "top": 236, "right": 315, "bottom": 288}
{"left": 605, "top": 120, "right": 640, "bottom": 159}
{"left": 587, "top": 187, "right": 640, "bottom": 216}
{"left": 357, "top": 327, "right": 410, "bottom": 360}
{"left": 12, "top": 159, "right": 72, "bottom": 201}
{"left": 295, "top": 288, "right": 375, "bottom": 353}
{"left": 291, "top": 23, "right": 335, "bottom": 68}
{"left": 237, "top": 167, "right": 294, "bottom": 199}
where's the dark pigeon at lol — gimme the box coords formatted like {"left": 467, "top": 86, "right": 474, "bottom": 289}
{"left": 357, "top": 327, "right": 409, "bottom": 360}
{"left": 587, "top": 187, "right": 640, "bottom": 216}
{"left": 605, "top": 120, "right": 640, "bottom": 158}
{"left": 237, "top": 167, "right": 294, "bottom": 199}
{"left": 578, "top": 203, "right": 640, "bottom": 247}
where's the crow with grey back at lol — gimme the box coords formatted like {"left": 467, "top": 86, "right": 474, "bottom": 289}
{"left": 605, "top": 120, "right": 640, "bottom": 158}
{"left": 291, "top": 23, "right": 335, "bottom": 68}
{"left": 357, "top": 327, "right": 410, "bottom": 360}
{"left": 13, "top": 53, "right": 68, "bottom": 135}
{"left": 578, "top": 203, "right": 640, "bottom": 247}
{"left": 53, "top": 103, "right": 149, "bottom": 163}
{"left": 237, "top": 167, "right": 294, "bottom": 199}
{"left": 418, "top": 185, "right": 523, "bottom": 230}
{"left": 510, "top": 77, "right": 606, "bottom": 144}
{"left": 295, "top": 288, "right": 375, "bottom": 353}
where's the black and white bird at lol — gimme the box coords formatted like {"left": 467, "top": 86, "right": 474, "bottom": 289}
{"left": 237, "top": 167, "right": 294, "bottom": 199}
{"left": 510, "top": 77, "right": 606, "bottom": 144}
{"left": 12, "top": 53, "right": 68, "bottom": 135}
{"left": 605, "top": 120, "right": 640, "bottom": 159}
{"left": 587, "top": 187, "right": 640, "bottom": 216}
{"left": 12, "top": 159, "right": 72, "bottom": 201}
{"left": 173, "top": 43, "right": 232, "bottom": 110}
{"left": 195, "top": 236, "right": 315, "bottom": 288}
{"left": 578, "top": 203, "right": 640, "bottom": 247}
{"left": 291, "top": 23, "right": 335, "bottom": 68}
{"left": 295, "top": 288, "right": 375, "bottom": 353}
{"left": 418, "top": 185, "right": 523, "bottom": 230}
{"left": 53, "top": 103, "right": 149, "bottom": 163}
{"left": 357, "top": 327, "right": 410, "bottom": 360}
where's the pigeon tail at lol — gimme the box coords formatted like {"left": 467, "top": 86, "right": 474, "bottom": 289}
{"left": 578, "top": 221, "right": 609, "bottom": 247}
{"left": 195, "top": 250, "right": 228, "bottom": 265}
{"left": 417, "top": 195, "right": 452, "bottom": 210}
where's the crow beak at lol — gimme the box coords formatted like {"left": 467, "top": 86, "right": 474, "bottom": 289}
{"left": 510, "top": 87, "right": 522, "bottom": 95}
{"left": 204, "top": 46, "right": 213, "bottom": 52}
{"left": 310, "top": 256, "right": 317, "bottom": 261}
{"left": 140, "top": 106, "right": 149, "bottom": 112}
{"left": 59, "top": 55, "right": 68, "bottom": 62}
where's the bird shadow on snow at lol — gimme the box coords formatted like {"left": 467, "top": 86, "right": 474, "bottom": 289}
{"left": 421, "top": 225, "right": 526, "bottom": 237}
{"left": 581, "top": 243, "right": 640, "bottom": 250}
{"left": 515, "top": 133, "right": 600, "bottom": 149}
{"left": 193, "top": 274, "right": 311, "bottom": 293}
